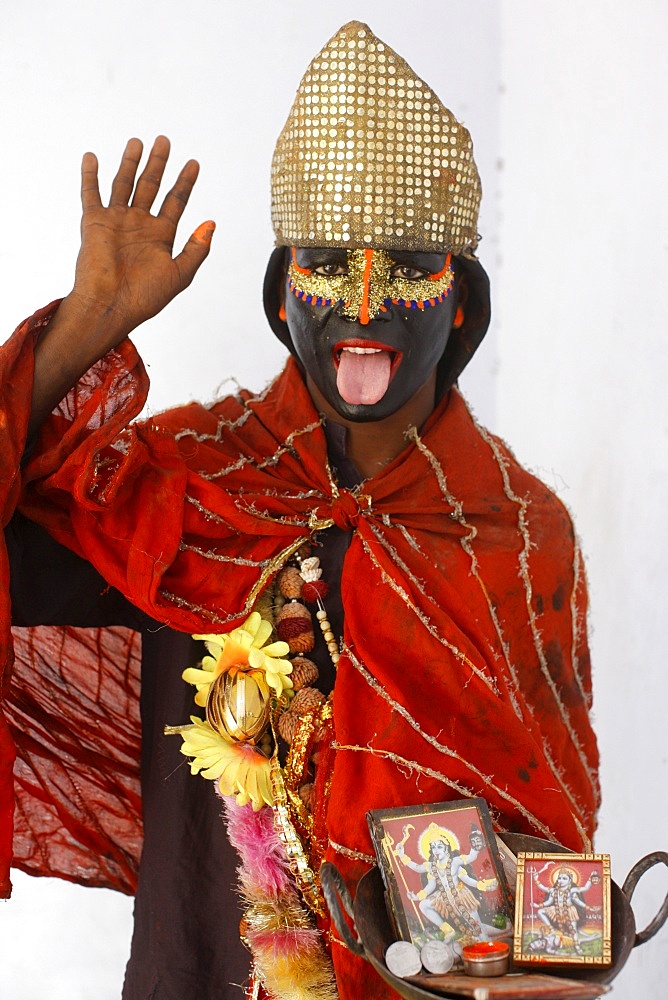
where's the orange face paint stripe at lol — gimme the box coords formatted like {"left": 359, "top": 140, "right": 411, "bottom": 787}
{"left": 359, "top": 248, "right": 374, "bottom": 325}
{"left": 428, "top": 252, "right": 452, "bottom": 282}
{"left": 291, "top": 247, "right": 312, "bottom": 275}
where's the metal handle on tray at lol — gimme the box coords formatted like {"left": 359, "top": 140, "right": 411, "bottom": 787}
{"left": 320, "top": 861, "right": 366, "bottom": 958}
{"left": 622, "top": 850, "right": 668, "bottom": 947}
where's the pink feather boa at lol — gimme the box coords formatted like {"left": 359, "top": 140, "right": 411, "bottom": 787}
{"left": 220, "top": 794, "right": 338, "bottom": 999}
{"left": 222, "top": 795, "right": 293, "bottom": 898}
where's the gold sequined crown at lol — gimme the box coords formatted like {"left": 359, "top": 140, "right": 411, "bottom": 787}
{"left": 271, "top": 21, "right": 481, "bottom": 256}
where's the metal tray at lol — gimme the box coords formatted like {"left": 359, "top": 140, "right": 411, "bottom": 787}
{"left": 322, "top": 833, "right": 668, "bottom": 999}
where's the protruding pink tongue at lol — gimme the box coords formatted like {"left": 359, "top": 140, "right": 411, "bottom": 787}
{"left": 336, "top": 350, "right": 392, "bottom": 405}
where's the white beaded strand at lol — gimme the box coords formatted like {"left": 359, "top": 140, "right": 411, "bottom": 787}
{"left": 296, "top": 550, "right": 341, "bottom": 668}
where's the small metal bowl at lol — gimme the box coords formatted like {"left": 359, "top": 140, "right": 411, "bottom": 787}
{"left": 462, "top": 941, "right": 510, "bottom": 977}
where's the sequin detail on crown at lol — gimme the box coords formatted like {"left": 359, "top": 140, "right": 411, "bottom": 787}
{"left": 271, "top": 21, "right": 481, "bottom": 255}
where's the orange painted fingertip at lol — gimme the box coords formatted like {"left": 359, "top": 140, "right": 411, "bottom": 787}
{"left": 193, "top": 221, "right": 216, "bottom": 243}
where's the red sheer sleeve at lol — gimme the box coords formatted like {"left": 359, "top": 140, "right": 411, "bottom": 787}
{"left": 0, "top": 305, "right": 148, "bottom": 897}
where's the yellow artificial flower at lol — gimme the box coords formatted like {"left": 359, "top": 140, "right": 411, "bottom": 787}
{"left": 179, "top": 716, "right": 273, "bottom": 809}
{"left": 183, "top": 611, "right": 292, "bottom": 706}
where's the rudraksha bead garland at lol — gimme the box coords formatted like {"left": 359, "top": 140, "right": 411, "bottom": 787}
{"left": 274, "top": 543, "right": 339, "bottom": 747}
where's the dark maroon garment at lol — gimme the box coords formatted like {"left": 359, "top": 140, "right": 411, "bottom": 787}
{"left": 8, "top": 513, "right": 249, "bottom": 999}
{"left": 5, "top": 423, "right": 356, "bottom": 998}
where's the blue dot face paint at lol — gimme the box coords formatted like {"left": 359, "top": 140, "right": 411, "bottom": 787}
{"left": 284, "top": 247, "right": 459, "bottom": 422}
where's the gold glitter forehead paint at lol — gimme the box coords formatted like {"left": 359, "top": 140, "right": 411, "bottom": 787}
{"left": 272, "top": 21, "right": 481, "bottom": 256}
{"left": 288, "top": 248, "right": 454, "bottom": 324}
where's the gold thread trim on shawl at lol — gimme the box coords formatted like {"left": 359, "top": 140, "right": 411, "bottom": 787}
{"left": 334, "top": 736, "right": 476, "bottom": 800}
{"left": 184, "top": 494, "right": 235, "bottom": 525}
{"left": 328, "top": 839, "right": 376, "bottom": 865}
{"left": 233, "top": 503, "right": 313, "bottom": 529}
{"left": 199, "top": 454, "right": 253, "bottom": 481}
{"left": 408, "top": 412, "right": 593, "bottom": 829}
{"left": 406, "top": 423, "right": 526, "bottom": 723}
{"left": 246, "top": 536, "right": 315, "bottom": 610}
{"left": 573, "top": 815, "right": 593, "bottom": 853}
{"left": 160, "top": 589, "right": 258, "bottom": 626}
{"left": 342, "top": 647, "right": 565, "bottom": 838}
{"left": 332, "top": 741, "right": 560, "bottom": 843}
{"left": 198, "top": 420, "right": 324, "bottom": 482}
{"left": 570, "top": 537, "right": 592, "bottom": 710}
{"left": 365, "top": 520, "right": 430, "bottom": 601}
{"left": 238, "top": 487, "right": 324, "bottom": 501}
{"left": 174, "top": 408, "right": 252, "bottom": 443}
{"left": 357, "top": 534, "right": 499, "bottom": 694}
{"left": 255, "top": 421, "right": 324, "bottom": 468}
{"left": 474, "top": 421, "right": 598, "bottom": 805}
{"left": 178, "top": 541, "right": 269, "bottom": 568}
{"left": 173, "top": 375, "right": 276, "bottom": 444}
{"left": 395, "top": 521, "right": 427, "bottom": 556}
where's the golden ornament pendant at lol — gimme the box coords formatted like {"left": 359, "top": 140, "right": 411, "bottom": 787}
{"left": 206, "top": 665, "right": 271, "bottom": 743}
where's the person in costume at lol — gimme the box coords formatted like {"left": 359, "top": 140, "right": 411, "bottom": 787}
{"left": 0, "top": 21, "right": 600, "bottom": 1000}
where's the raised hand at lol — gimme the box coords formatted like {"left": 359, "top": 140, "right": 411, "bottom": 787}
{"left": 72, "top": 135, "right": 213, "bottom": 343}
{"left": 29, "top": 136, "right": 214, "bottom": 434}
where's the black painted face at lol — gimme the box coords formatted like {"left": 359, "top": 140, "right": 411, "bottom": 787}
{"left": 284, "top": 247, "right": 459, "bottom": 422}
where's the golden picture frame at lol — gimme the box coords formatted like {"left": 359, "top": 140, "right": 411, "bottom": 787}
{"left": 513, "top": 853, "right": 612, "bottom": 967}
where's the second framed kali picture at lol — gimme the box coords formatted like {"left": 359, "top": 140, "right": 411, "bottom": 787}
{"left": 513, "top": 853, "right": 612, "bottom": 967}
{"left": 367, "top": 798, "right": 513, "bottom": 951}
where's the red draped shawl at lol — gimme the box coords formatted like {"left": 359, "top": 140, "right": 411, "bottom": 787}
{"left": 1, "top": 306, "right": 599, "bottom": 995}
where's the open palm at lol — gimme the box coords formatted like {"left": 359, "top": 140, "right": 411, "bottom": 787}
{"left": 28, "top": 136, "right": 214, "bottom": 436}
{"left": 72, "top": 135, "right": 214, "bottom": 344}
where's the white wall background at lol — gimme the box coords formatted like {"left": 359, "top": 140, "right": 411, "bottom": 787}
{"left": 496, "top": 3, "right": 668, "bottom": 995}
{"left": 0, "top": 2, "right": 665, "bottom": 997}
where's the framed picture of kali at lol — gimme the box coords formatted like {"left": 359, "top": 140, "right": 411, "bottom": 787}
{"left": 513, "top": 852, "right": 612, "bottom": 967}
{"left": 367, "top": 798, "right": 513, "bottom": 951}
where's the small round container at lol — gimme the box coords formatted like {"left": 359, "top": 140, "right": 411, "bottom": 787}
{"left": 461, "top": 941, "right": 510, "bottom": 977}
